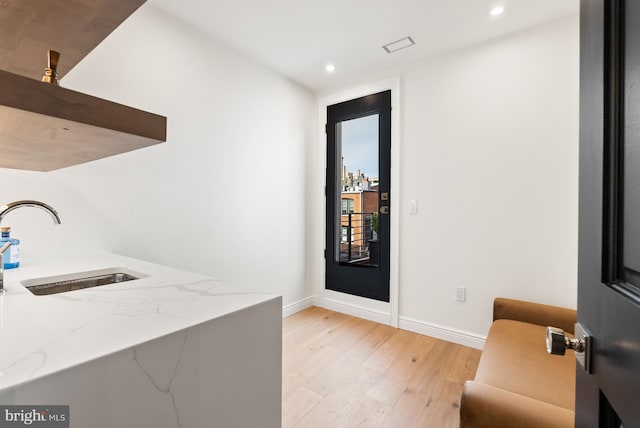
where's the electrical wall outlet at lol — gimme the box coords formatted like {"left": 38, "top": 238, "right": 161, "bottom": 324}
{"left": 456, "top": 287, "right": 466, "bottom": 302}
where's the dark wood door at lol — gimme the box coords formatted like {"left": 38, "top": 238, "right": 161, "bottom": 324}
{"left": 325, "top": 91, "right": 391, "bottom": 302}
{"left": 578, "top": 1, "right": 640, "bottom": 426}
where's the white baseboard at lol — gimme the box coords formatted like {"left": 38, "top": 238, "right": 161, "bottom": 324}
{"left": 282, "top": 296, "right": 315, "bottom": 318}
{"left": 284, "top": 296, "right": 486, "bottom": 350}
{"left": 399, "top": 316, "right": 486, "bottom": 350}
{"left": 315, "top": 296, "right": 391, "bottom": 325}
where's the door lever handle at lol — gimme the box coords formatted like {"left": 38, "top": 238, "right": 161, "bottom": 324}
{"left": 546, "top": 326, "right": 585, "bottom": 354}
{"left": 546, "top": 323, "right": 592, "bottom": 373}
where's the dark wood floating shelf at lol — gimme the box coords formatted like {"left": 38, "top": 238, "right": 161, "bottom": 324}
{"left": 0, "top": 0, "right": 166, "bottom": 172}
{"left": 0, "top": 69, "right": 167, "bottom": 171}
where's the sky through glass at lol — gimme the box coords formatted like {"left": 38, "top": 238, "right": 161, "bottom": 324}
{"left": 340, "top": 114, "right": 379, "bottom": 179}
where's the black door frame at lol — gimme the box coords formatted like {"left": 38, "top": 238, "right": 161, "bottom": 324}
{"left": 325, "top": 90, "right": 392, "bottom": 302}
{"left": 578, "top": 0, "right": 640, "bottom": 426}
{"left": 317, "top": 81, "right": 400, "bottom": 326}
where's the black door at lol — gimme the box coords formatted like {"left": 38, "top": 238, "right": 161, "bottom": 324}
{"left": 578, "top": 1, "right": 640, "bottom": 426}
{"left": 325, "top": 91, "right": 391, "bottom": 302}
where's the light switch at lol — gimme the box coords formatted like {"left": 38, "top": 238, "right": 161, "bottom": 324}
{"left": 409, "top": 200, "right": 418, "bottom": 214}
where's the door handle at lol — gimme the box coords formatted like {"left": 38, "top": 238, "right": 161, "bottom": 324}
{"left": 546, "top": 323, "right": 591, "bottom": 373}
{"left": 546, "top": 326, "right": 585, "bottom": 354}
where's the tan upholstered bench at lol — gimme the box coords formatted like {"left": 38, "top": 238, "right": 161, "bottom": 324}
{"left": 460, "top": 298, "right": 577, "bottom": 428}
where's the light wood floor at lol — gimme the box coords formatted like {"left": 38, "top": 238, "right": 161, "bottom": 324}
{"left": 282, "top": 307, "right": 482, "bottom": 428}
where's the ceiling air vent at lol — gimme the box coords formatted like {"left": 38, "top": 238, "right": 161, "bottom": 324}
{"left": 382, "top": 36, "right": 415, "bottom": 53}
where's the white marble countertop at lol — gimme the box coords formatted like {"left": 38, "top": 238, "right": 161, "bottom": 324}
{"left": 0, "top": 252, "right": 279, "bottom": 391}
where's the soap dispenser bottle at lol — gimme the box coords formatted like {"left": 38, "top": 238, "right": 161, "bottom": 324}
{"left": 0, "top": 227, "right": 20, "bottom": 269}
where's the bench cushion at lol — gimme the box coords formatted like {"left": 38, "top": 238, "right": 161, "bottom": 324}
{"left": 460, "top": 382, "right": 575, "bottom": 428}
{"left": 474, "top": 319, "right": 576, "bottom": 411}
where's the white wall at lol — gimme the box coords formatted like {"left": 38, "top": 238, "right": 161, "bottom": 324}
{"left": 396, "top": 15, "right": 579, "bottom": 338}
{"left": 0, "top": 5, "right": 315, "bottom": 307}
{"left": 1, "top": 8, "right": 578, "bottom": 345}
{"left": 312, "top": 15, "right": 579, "bottom": 344}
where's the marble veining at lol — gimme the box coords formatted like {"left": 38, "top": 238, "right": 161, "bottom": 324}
{"left": 0, "top": 251, "right": 279, "bottom": 393}
{"left": 133, "top": 330, "right": 188, "bottom": 428}
{"left": 0, "top": 296, "right": 283, "bottom": 427}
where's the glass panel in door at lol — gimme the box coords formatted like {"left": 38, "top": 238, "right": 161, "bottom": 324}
{"left": 335, "top": 114, "right": 379, "bottom": 267}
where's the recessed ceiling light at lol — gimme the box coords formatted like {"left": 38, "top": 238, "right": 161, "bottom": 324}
{"left": 325, "top": 63, "right": 336, "bottom": 73}
{"left": 490, "top": 5, "right": 505, "bottom": 17}
{"left": 383, "top": 36, "right": 415, "bottom": 54}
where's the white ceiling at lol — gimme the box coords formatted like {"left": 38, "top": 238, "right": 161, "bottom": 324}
{"left": 150, "top": 0, "right": 579, "bottom": 93}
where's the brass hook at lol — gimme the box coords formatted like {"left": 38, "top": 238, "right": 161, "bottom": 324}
{"left": 42, "top": 50, "right": 60, "bottom": 85}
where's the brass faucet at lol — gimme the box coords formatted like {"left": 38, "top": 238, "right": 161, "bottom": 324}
{"left": 0, "top": 200, "right": 62, "bottom": 294}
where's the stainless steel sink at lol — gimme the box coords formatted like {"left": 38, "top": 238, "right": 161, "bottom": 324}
{"left": 22, "top": 268, "right": 146, "bottom": 296}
